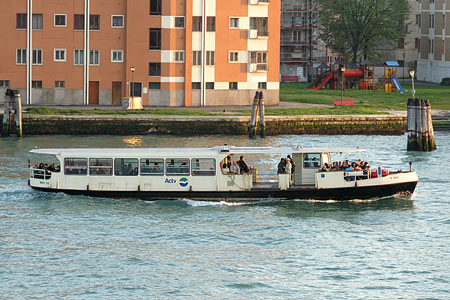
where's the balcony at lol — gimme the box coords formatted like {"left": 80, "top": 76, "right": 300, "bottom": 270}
{"left": 249, "top": 0, "right": 269, "bottom": 4}
{"left": 248, "top": 29, "right": 269, "bottom": 39}
{"left": 249, "top": 63, "right": 269, "bottom": 73}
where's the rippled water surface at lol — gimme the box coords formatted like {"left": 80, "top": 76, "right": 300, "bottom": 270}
{"left": 1, "top": 133, "right": 449, "bottom": 299}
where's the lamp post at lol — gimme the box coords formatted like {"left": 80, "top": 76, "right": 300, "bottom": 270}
{"left": 130, "top": 66, "right": 135, "bottom": 97}
{"left": 409, "top": 71, "right": 416, "bottom": 98}
{"left": 340, "top": 67, "right": 346, "bottom": 107}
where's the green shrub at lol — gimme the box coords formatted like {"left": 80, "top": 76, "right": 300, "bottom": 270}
{"left": 440, "top": 77, "right": 450, "bottom": 86}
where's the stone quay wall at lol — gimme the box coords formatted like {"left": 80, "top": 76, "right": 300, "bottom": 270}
{"left": 0, "top": 114, "right": 407, "bottom": 136}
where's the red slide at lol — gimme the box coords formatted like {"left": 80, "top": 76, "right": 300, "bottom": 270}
{"left": 308, "top": 72, "right": 333, "bottom": 90}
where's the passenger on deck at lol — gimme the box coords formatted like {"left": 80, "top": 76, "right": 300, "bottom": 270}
{"left": 285, "top": 158, "right": 292, "bottom": 175}
{"left": 331, "top": 162, "right": 338, "bottom": 171}
{"left": 237, "top": 156, "right": 250, "bottom": 174}
{"left": 277, "top": 158, "right": 285, "bottom": 174}
{"left": 320, "top": 163, "right": 330, "bottom": 172}
{"left": 362, "top": 161, "right": 371, "bottom": 170}
{"left": 287, "top": 155, "right": 295, "bottom": 176}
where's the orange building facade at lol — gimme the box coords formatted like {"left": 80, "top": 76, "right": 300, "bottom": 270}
{"left": 0, "top": 0, "right": 280, "bottom": 106}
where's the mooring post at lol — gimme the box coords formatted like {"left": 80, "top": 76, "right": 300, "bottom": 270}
{"left": 258, "top": 91, "right": 265, "bottom": 137}
{"left": 407, "top": 98, "right": 436, "bottom": 151}
{"left": 1, "top": 90, "right": 11, "bottom": 137}
{"left": 424, "top": 99, "right": 436, "bottom": 151}
{"left": 14, "top": 90, "right": 23, "bottom": 138}
{"left": 249, "top": 91, "right": 259, "bottom": 138}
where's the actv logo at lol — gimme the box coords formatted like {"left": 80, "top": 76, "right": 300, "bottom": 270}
{"left": 164, "top": 178, "right": 189, "bottom": 187}
{"left": 179, "top": 177, "right": 189, "bottom": 187}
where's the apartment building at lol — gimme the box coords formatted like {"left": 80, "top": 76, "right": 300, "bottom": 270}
{"left": 417, "top": 0, "right": 450, "bottom": 82}
{"left": 0, "top": 0, "right": 280, "bottom": 106}
{"left": 280, "top": 0, "right": 326, "bottom": 82}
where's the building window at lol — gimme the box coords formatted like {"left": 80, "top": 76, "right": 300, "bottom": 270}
{"left": 74, "top": 49, "right": 84, "bottom": 65}
{"left": 33, "top": 14, "right": 43, "bottom": 29}
{"left": 429, "top": 39, "right": 434, "bottom": 54}
{"left": 149, "top": 62, "right": 161, "bottom": 76}
{"left": 0, "top": 80, "right": 10, "bottom": 88}
{"left": 16, "top": 49, "right": 27, "bottom": 65}
{"left": 55, "top": 81, "right": 65, "bottom": 88}
{"left": 33, "top": 49, "right": 43, "bottom": 65}
{"left": 149, "top": 82, "right": 161, "bottom": 90}
{"left": 430, "top": 14, "right": 435, "bottom": 29}
{"left": 32, "top": 81, "right": 42, "bottom": 89}
{"left": 193, "top": 51, "right": 201, "bottom": 66}
{"left": 175, "top": 17, "right": 185, "bottom": 28}
{"left": 192, "top": 82, "right": 201, "bottom": 89}
{"left": 111, "top": 50, "right": 124, "bottom": 62}
{"left": 206, "top": 82, "right": 214, "bottom": 89}
{"left": 74, "top": 14, "right": 84, "bottom": 30}
{"left": 398, "top": 38, "right": 405, "bottom": 49}
{"left": 250, "top": 51, "right": 268, "bottom": 64}
{"left": 17, "top": 13, "right": 27, "bottom": 29}
{"left": 258, "top": 82, "right": 267, "bottom": 90}
{"left": 174, "top": 51, "right": 184, "bottom": 62}
{"left": 193, "top": 16, "right": 202, "bottom": 31}
{"left": 111, "top": 15, "right": 124, "bottom": 28}
{"left": 149, "top": 28, "right": 161, "bottom": 50}
{"left": 206, "top": 51, "right": 215, "bottom": 65}
{"left": 229, "top": 82, "right": 238, "bottom": 90}
{"left": 250, "top": 17, "right": 268, "bottom": 37}
{"left": 150, "top": 0, "right": 162, "bottom": 15}
{"left": 54, "top": 49, "right": 66, "bottom": 62}
{"left": 89, "top": 49, "right": 100, "bottom": 65}
{"left": 229, "top": 51, "right": 239, "bottom": 63}
{"left": 229, "top": 17, "right": 239, "bottom": 29}
{"left": 54, "top": 14, "right": 66, "bottom": 27}
{"left": 90, "top": 15, "right": 100, "bottom": 30}
{"left": 207, "top": 17, "right": 215, "bottom": 32}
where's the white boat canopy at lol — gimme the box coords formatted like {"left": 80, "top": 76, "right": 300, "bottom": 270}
{"left": 29, "top": 145, "right": 365, "bottom": 157}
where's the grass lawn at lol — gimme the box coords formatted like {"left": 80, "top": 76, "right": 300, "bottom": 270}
{"left": 281, "top": 82, "right": 450, "bottom": 110}
{"left": 24, "top": 83, "right": 449, "bottom": 116}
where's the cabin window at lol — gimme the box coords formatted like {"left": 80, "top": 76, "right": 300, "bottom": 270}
{"left": 166, "top": 158, "right": 190, "bottom": 175}
{"left": 64, "top": 158, "right": 88, "bottom": 175}
{"left": 114, "top": 158, "right": 138, "bottom": 176}
{"left": 303, "top": 153, "right": 321, "bottom": 168}
{"left": 140, "top": 158, "right": 164, "bottom": 176}
{"left": 89, "top": 158, "right": 112, "bottom": 176}
{"left": 192, "top": 158, "right": 216, "bottom": 176}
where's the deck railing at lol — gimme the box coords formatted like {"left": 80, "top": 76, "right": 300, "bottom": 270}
{"left": 30, "top": 168, "right": 52, "bottom": 180}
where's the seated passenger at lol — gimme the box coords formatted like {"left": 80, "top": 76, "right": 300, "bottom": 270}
{"left": 331, "top": 162, "right": 338, "bottom": 171}
{"left": 237, "top": 156, "right": 250, "bottom": 174}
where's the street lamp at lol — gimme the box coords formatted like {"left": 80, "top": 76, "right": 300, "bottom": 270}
{"left": 130, "top": 67, "right": 136, "bottom": 97}
{"left": 340, "top": 67, "right": 346, "bottom": 107}
{"left": 409, "top": 70, "right": 416, "bottom": 98}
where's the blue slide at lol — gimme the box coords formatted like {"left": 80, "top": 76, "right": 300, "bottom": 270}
{"left": 390, "top": 74, "right": 406, "bottom": 94}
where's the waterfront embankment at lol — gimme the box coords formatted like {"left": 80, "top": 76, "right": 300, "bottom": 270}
{"left": 0, "top": 114, "right": 407, "bottom": 135}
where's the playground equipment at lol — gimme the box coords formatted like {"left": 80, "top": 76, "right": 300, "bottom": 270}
{"left": 307, "top": 60, "right": 404, "bottom": 94}
{"left": 374, "top": 61, "right": 405, "bottom": 93}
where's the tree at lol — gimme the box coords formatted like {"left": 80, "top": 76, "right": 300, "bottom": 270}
{"left": 320, "top": 0, "right": 409, "bottom": 64}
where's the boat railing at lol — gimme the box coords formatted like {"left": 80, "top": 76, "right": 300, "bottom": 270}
{"left": 30, "top": 168, "right": 52, "bottom": 180}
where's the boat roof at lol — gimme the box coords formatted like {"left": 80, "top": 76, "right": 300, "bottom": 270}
{"left": 30, "top": 146, "right": 364, "bottom": 157}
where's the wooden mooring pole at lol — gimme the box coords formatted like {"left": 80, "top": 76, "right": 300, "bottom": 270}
{"left": 258, "top": 91, "right": 265, "bottom": 137}
{"left": 1, "top": 89, "right": 23, "bottom": 138}
{"left": 407, "top": 98, "right": 436, "bottom": 151}
{"left": 248, "top": 91, "right": 259, "bottom": 138}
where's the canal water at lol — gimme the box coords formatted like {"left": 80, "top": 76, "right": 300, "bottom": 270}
{"left": 1, "top": 133, "right": 449, "bottom": 299}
